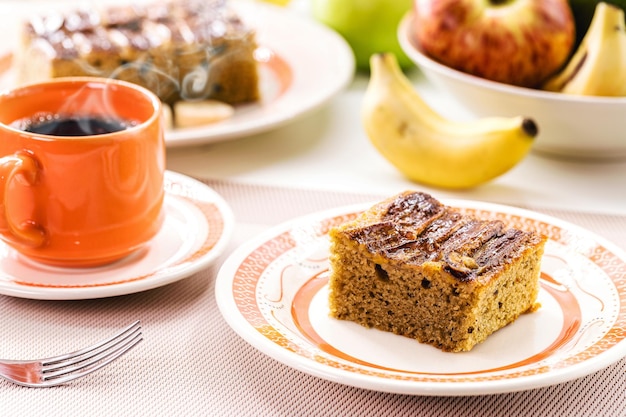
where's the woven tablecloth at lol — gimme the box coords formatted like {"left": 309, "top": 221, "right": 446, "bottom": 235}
{"left": 0, "top": 179, "right": 624, "bottom": 416}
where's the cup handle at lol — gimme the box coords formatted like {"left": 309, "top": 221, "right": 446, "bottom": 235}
{"left": 0, "top": 151, "right": 46, "bottom": 248}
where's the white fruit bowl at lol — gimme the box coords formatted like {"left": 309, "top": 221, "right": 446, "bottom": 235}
{"left": 397, "top": 12, "right": 626, "bottom": 160}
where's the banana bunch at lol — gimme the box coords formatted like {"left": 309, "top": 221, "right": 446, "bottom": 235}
{"left": 543, "top": 2, "right": 626, "bottom": 96}
{"left": 362, "top": 53, "right": 538, "bottom": 190}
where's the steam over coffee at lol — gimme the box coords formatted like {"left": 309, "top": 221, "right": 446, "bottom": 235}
{"left": 13, "top": 114, "right": 136, "bottom": 137}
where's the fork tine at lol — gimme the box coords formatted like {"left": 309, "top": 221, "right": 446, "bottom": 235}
{"left": 42, "top": 323, "right": 142, "bottom": 378}
{"left": 42, "top": 320, "right": 141, "bottom": 366}
{"left": 41, "top": 321, "right": 142, "bottom": 380}
{"left": 41, "top": 331, "right": 143, "bottom": 386}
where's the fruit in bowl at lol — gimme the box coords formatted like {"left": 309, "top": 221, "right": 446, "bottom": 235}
{"left": 569, "top": 0, "right": 626, "bottom": 46}
{"left": 411, "top": 0, "right": 575, "bottom": 88}
{"left": 543, "top": 2, "right": 626, "bottom": 96}
{"left": 398, "top": 1, "right": 626, "bottom": 159}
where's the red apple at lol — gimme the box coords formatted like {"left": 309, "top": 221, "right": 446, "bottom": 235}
{"left": 412, "top": 0, "right": 575, "bottom": 88}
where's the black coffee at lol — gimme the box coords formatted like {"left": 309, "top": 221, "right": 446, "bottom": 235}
{"left": 22, "top": 116, "right": 132, "bottom": 136}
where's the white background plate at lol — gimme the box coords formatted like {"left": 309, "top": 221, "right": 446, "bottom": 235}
{"left": 215, "top": 200, "right": 626, "bottom": 395}
{"left": 0, "top": 0, "right": 355, "bottom": 146}
{"left": 0, "top": 171, "right": 234, "bottom": 300}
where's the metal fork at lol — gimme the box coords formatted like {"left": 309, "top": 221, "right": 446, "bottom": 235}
{"left": 0, "top": 320, "right": 143, "bottom": 388}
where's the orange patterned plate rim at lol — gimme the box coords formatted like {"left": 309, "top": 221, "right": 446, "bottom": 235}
{"left": 215, "top": 200, "right": 626, "bottom": 396}
{"left": 0, "top": 171, "right": 234, "bottom": 300}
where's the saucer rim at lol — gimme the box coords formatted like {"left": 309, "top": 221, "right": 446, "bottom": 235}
{"left": 0, "top": 170, "right": 234, "bottom": 300}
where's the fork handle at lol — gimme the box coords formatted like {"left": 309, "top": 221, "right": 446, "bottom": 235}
{"left": 0, "top": 151, "right": 46, "bottom": 248}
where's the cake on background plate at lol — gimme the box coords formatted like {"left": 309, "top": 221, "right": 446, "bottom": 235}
{"left": 328, "top": 191, "right": 546, "bottom": 352}
{"left": 16, "top": 0, "right": 260, "bottom": 106}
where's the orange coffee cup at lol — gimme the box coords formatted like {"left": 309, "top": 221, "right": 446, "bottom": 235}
{"left": 0, "top": 77, "right": 165, "bottom": 267}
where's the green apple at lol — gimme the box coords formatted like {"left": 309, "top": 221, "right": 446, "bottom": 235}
{"left": 311, "top": 0, "right": 413, "bottom": 71}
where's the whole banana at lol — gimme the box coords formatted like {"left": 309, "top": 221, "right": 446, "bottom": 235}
{"left": 543, "top": 2, "right": 626, "bottom": 96}
{"left": 362, "top": 53, "right": 538, "bottom": 189}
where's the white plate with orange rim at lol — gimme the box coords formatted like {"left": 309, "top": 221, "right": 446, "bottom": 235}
{"left": 215, "top": 200, "right": 626, "bottom": 396}
{"left": 0, "top": 171, "right": 234, "bottom": 300}
{"left": 0, "top": 0, "right": 355, "bottom": 147}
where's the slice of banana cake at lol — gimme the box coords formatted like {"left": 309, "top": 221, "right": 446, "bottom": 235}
{"left": 17, "top": 0, "right": 260, "bottom": 106}
{"left": 328, "top": 191, "right": 546, "bottom": 352}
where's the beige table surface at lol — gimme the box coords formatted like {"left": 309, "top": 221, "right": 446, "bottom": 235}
{"left": 0, "top": 0, "right": 625, "bottom": 415}
{"left": 0, "top": 180, "right": 624, "bottom": 416}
